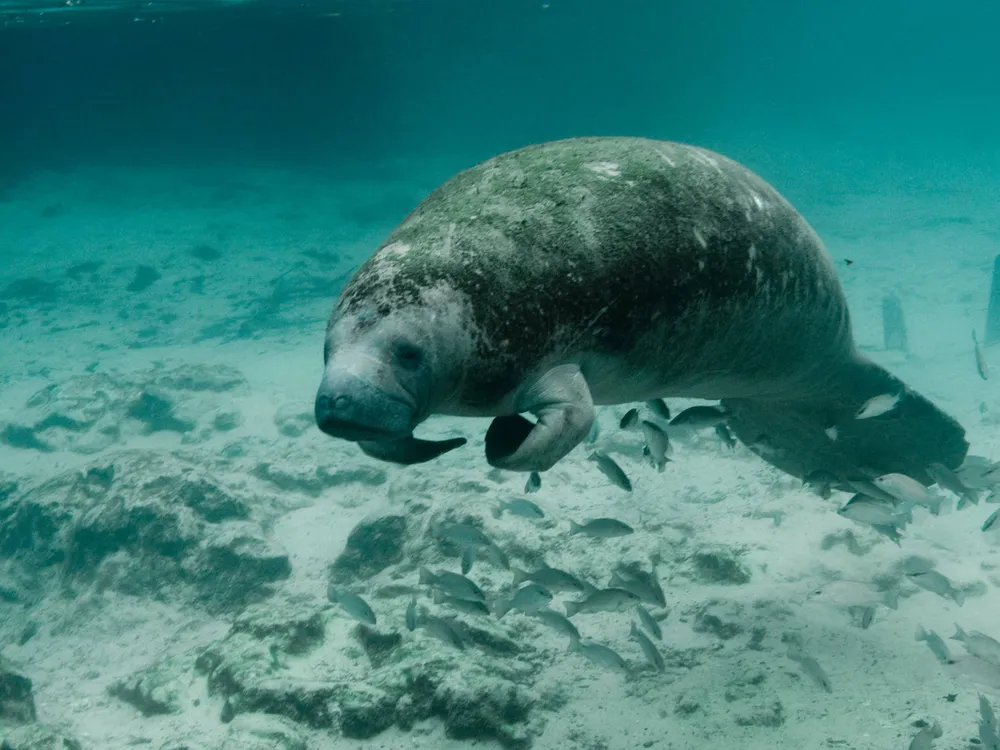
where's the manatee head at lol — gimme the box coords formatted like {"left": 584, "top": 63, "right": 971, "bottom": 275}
{"left": 314, "top": 276, "right": 476, "bottom": 464}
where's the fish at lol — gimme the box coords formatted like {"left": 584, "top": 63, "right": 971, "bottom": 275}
{"left": 855, "top": 390, "right": 903, "bottom": 420}
{"left": 429, "top": 521, "right": 510, "bottom": 570}
{"left": 524, "top": 471, "right": 542, "bottom": 493}
{"left": 588, "top": 451, "right": 632, "bottom": 492}
{"left": 952, "top": 625, "right": 1000, "bottom": 667}
{"left": 983, "top": 508, "right": 1000, "bottom": 532}
{"left": 787, "top": 648, "right": 832, "bottom": 692}
{"left": 565, "top": 587, "right": 641, "bottom": 617}
{"left": 585, "top": 418, "right": 601, "bottom": 445}
{"left": 494, "top": 583, "right": 553, "bottom": 618}
{"left": 630, "top": 622, "right": 665, "bottom": 672}
{"left": 327, "top": 586, "right": 376, "bottom": 626}
{"left": 639, "top": 419, "right": 671, "bottom": 470}
{"left": 512, "top": 565, "right": 589, "bottom": 593}
{"left": 870, "top": 523, "right": 904, "bottom": 545}
{"left": 609, "top": 570, "right": 665, "bottom": 608}
{"left": 433, "top": 590, "right": 491, "bottom": 617}
{"left": 926, "top": 461, "right": 980, "bottom": 509}
{"left": 974, "top": 330, "right": 990, "bottom": 381}
{"left": 569, "top": 518, "right": 634, "bottom": 538}
{"left": 981, "top": 694, "right": 1000, "bottom": 750}
{"left": 808, "top": 580, "right": 900, "bottom": 610}
{"left": 636, "top": 604, "right": 663, "bottom": 640}
{"left": 873, "top": 473, "right": 941, "bottom": 512}
{"left": 860, "top": 606, "right": 875, "bottom": 629}
{"left": 915, "top": 625, "right": 954, "bottom": 664}
{"left": 568, "top": 638, "right": 631, "bottom": 676}
{"left": 907, "top": 570, "right": 965, "bottom": 606}
{"left": 837, "top": 494, "right": 911, "bottom": 528}
{"left": 824, "top": 424, "right": 839, "bottom": 441}
{"left": 715, "top": 422, "right": 737, "bottom": 449}
{"left": 405, "top": 596, "right": 417, "bottom": 631}
{"left": 531, "top": 608, "right": 580, "bottom": 640}
{"left": 497, "top": 498, "right": 545, "bottom": 519}
{"left": 619, "top": 408, "right": 640, "bottom": 430}
{"left": 419, "top": 567, "right": 486, "bottom": 603}
{"left": 669, "top": 404, "right": 727, "bottom": 429}
{"left": 645, "top": 398, "right": 671, "bottom": 421}
{"left": 417, "top": 612, "right": 465, "bottom": 650}
{"left": 908, "top": 721, "right": 942, "bottom": 750}
{"left": 848, "top": 477, "right": 905, "bottom": 505}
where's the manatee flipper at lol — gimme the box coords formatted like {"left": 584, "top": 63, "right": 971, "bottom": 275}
{"left": 358, "top": 435, "right": 467, "bottom": 465}
{"left": 723, "top": 355, "right": 968, "bottom": 484}
{"left": 485, "top": 364, "right": 595, "bottom": 472}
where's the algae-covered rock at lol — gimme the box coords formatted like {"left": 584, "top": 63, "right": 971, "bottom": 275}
{"left": 107, "top": 651, "right": 197, "bottom": 716}
{"left": 329, "top": 514, "right": 407, "bottom": 585}
{"left": 220, "top": 713, "right": 307, "bottom": 750}
{"left": 0, "top": 724, "right": 81, "bottom": 750}
{"left": 0, "top": 657, "right": 36, "bottom": 723}
{"left": 229, "top": 598, "right": 325, "bottom": 655}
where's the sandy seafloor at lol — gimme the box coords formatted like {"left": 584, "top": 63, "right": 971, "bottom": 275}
{"left": 1, "top": 148, "right": 1000, "bottom": 750}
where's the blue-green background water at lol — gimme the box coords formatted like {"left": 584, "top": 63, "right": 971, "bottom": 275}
{"left": 3, "top": 0, "right": 998, "bottom": 191}
{"left": 3, "top": 2, "right": 1000, "bottom": 748}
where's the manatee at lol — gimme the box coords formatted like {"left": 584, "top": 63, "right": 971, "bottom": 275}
{"left": 314, "top": 137, "right": 967, "bottom": 482}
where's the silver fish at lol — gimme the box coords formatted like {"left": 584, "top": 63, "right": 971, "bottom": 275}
{"left": 569, "top": 518, "right": 634, "bottom": 538}
{"left": 417, "top": 612, "right": 465, "bottom": 650}
{"left": 419, "top": 567, "right": 486, "bottom": 603}
{"left": 630, "top": 622, "right": 665, "bottom": 672}
{"left": 461, "top": 546, "right": 476, "bottom": 575}
{"left": 983, "top": 507, "right": 1000, "bottom": 532}
{"left": 609, "top": 571, "right": 665, "bottom": 608}
{"left": 715, "top": 422, "right": 737, "bottom": 449}
{"left": 837, "top": 494, "right": 911, "bottom": 528}
{"left": 565, "top": 587, "right": 640, "bottom": 617}
{"left": 873, "top": 473, "right": 941, "bottom": 512}
{"left": 619, "top": 408, "right": 640, "bottom": 430}
{"left": 952, "top": 625, "right": 1000, "bottom": 667}
{"left": 513, "top": 565, "right": 588, "bottom": 593}
{"left": 497, "top": 498, "right": 545, "bottom": 519}
{"left": 860, "top": 606, "right": 875, "bottom": 629}
{"left": 908, "top": 721, "right": 942, "bottom": 750}
{"left": 636, "top": 604, "right": 663, "bottom": 640}
{"left": 405, "top": 596, "right": 417, "bottom": 631}
{"left": 645, "top": 398, "right": 671, "bottom": 421}
{"left": 639, "top": 419, "right": 670, "bottom": 470}
{"left": 433, "top": 590, "right": 490, "bottom": 617}
{"left": 531, "top": 608, "right": 580, "bottom": 640}
{"left": 524, "top": 471, "right": 542, "bottom": 493}
{"left": 926, "top": 461, "right": 979, "bottom": 509}
{"left": 327, "top": 586, "right": 376, "bottom": 626}
{"left": 808, "top": 580, "right": 899, "bottom": 610}
{"left": 669, "top": 404, "right": 727, "bottom": 429}
{"left": 907, "top": 570, "right": 965, "bottom": 606}
{"left": 855, "top": 390, "right": 903, "bottom": 420}
{"left": 981, "top": 694, "right": 1000, "bottom": 750}
{"left": 569, "top": 638, "right": 631, "bottom": 675}
{"left": 585, "top": 418, "right": 601, "bottom": 444}
{"left": 588, "top": 451, "right": 632, "bottom": 492}
{"left": 915, "top": 625, "right": 953, "bottom": 664}
{"left": 787, "top": 648, "right": 832, "bottom": 692}
{"left": 974, "top": 329, "right": 990, "bottom": 381}
{"left": 494, "top": 583, "right": 553, "bottom": 618}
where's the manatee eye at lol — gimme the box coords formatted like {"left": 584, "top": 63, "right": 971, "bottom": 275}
{"left": 394, "top": 341, "right": 424, "bottom": 371}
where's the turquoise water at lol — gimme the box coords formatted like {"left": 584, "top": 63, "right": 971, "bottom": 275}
{"left": 2, "top": 2, "right": 1000, "bottom": 749}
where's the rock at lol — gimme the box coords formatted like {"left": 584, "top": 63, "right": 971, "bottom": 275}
{"left": 229, "top": 599, "right": 325, "bottom": 655}
{"left": 151, "top": 364, "right": 247, "bottom": 393}
{"left": 0, "top": 724, "right": 81, "bottom": 750}
{"left": 272, "top": 404, "right": 314, "bottom": 438}
{"left": 252, "top": 461, "right": 386, "bottom": 498}
{"left": 0, "top": 451, "right": 284, "bottom": 611}
{"left": 0, "top": 657, "right": 36, "bottom": 723}
{"left": 126, "top": 391, "right": 195, "bottom": 434}
{"left": 221, "top": 713, "right": 307, "bottom": 750}
{"left": 329, "top": 515, "right": 407, "bottom": 585}
{"left": 733, "top": 699, "right": 785, "bottom": 727}
{"left": 688, "top": 547, "right": 751, "bottom": 584}
{"left": 338, "top": 684, "right": 396, "bottom": 738}
{"left": 108, "top": 651, "right": 196, "bottom": 716}
{"left": 432, "top": 672, "right": 535, "bottom": 748}
{"left": 692, "top": 601, "right": 745, "bottom": 640}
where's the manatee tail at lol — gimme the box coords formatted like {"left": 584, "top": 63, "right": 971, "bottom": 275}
{"left": 722, "top": 354, "right": 968, "bottom": 485}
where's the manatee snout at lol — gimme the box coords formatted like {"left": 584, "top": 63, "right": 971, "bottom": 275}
{"left": 314, "top": 373, "right": 417, "bottom": 442}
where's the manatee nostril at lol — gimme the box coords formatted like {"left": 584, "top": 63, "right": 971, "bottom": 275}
{"left": 332, "top": 395, "right": 350, "bottom": 411}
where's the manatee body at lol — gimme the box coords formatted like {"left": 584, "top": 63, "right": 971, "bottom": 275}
{"left": 315, "top": 137, "right": 967, "bottom": 481}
